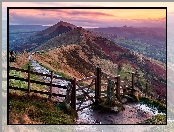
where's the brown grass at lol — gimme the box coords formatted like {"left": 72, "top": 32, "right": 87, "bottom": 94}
{"left": 9, "top": 110, "right": 42, "bottom": 124}
{"left": 9, "top": 51, "right": 30, "bottom": 69}
{"left": 9, "top": 91, "right": 75, "bottom": 124}
{"left": 32, "top": 45, "right": 93, "bottom": 84}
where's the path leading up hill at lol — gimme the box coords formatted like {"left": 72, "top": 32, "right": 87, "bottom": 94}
{"left": 29, "top": 56, "right": 161, "bottom": 124}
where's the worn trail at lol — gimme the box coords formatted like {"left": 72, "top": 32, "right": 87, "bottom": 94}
{"left": 29, "top": 57, "right": 160, "bottom": 124}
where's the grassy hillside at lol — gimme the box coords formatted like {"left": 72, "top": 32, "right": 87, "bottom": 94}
{"left": 91, "top": 29, "right": 166, "bottom": 63}
{"left": 9, "top": 55, "right": 76, "bottom": 124}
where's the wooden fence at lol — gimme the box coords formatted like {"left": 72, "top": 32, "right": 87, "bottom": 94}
{"left": 99, "top": 71, "right": 151, "bottom": 101}
{"left": 8, "top": 66, "right": 102, "bottom": 111}
{"left": 7, "top": 66, "right": 153, "bottom": 111}
{"left": 9, "top": 66, "right": 72, "bottom": 100}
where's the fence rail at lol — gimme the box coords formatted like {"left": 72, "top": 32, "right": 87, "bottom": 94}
{"left": 9, "top": 86, "right": 66, "bottom": 97}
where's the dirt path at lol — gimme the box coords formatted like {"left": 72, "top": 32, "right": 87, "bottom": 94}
{"left": 75, "top": 103, "right": 153, "bottom": 124}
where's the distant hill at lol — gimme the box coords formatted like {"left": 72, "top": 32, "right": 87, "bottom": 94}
{"left": 91, "top": 30, "right": 166, "bottom": 63}
{"left": 9, "top": 21, "right": 77, "bottom": 52}
{"left": 89, "top": 26, "right": 166, "bottom": 48}
{"left": 9, "top": 25, "right": 49, "bottom": 33}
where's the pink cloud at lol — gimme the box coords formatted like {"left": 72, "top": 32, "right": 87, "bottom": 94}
{"left": 9, "top": 9, "right": 166, "bottom": 28}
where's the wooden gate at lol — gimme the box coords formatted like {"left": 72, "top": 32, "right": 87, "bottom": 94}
{"left": 76, "top": 75, "right": 96, "bottom": 111}
{"left": 70, "top": 67, "right": 101, "bottom": 112}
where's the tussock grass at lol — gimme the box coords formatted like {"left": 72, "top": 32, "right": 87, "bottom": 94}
{"left": 142, "top": 114, "right": 166, "bottom": 124}
{"left": 38, "top": 61, "right": 72, "bottom": 79}
{"left": 9, "top": 91, "right": 75, "bottom": 124}
{"left": 139, "top": 97, "right": 166, "bottom": 113}
{"left": 92, "top": 97, "right": 124, "bottom": 113}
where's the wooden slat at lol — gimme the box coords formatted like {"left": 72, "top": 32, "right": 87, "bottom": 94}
{"left": 76, "top": 85, "right": 89, "bottom": 90}
{"left": 77, "top": 76, "right": 97, "bottom": 83}
{"left": 30, "top": 71, "right": 51, "bottom": 78}
{"left": 101, "top": 83, "right": 108, "bottom": 86}
{"left": 9, "top": 76, "right": 28, "bottom": 82}
{"left": 9, "top": 86, "right": 28, "bottom": 92}
{"left": 9, "top": 75, "right": 67, "bottom": 89}
{"left": 52, "top": 84, "right": 67, "bottom": 89}
{"left": 9, "top": 67, "right": 28, "bottom": 73}
{"left": 29, "top": 79, "right": 50, "bottom": 86}
{"left": 9, "top": 86, "right": 66, "bottom": 97}
{"left": 9, "top": 67, "right": 72, "bottom": 81}
{"left": 31, "top": 80, "right": 69, "bottom": 89}
{"left": 101, "top": 90, "right": 107, "bottom": 93}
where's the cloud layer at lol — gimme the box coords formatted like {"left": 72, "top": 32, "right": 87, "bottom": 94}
{"left": 9, "top": 8, "right": 166, "bottom": 28}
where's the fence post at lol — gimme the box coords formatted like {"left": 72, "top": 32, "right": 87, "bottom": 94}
{"left": 95, "top": 66, "right": 101, "bottom": 103}
{"left": 66, "top": 83, "right": 71, "bottom": 104}
{"left": 95, "top": 70, "right": 98, "bottom": 103}
{"left": 28, "top": 65, "right": 30, "bottom": 93}
{"left": 49, "top": 71, "right": 53, "bottom": 99}
{"left": 132, "top": 72, "right": 135, "bottom": 89}
{"left": 116, "top": 75, "right": 120, "bottom": 100}
{"left": 107, "top": 79, "right": 111, "bottom": 101}
{"left": 71, "top": 78, "right": 76, "bottom": 111}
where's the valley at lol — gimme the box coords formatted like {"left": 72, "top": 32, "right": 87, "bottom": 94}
{"left": 89, "top": 26, "right": 166, "bottom": 63}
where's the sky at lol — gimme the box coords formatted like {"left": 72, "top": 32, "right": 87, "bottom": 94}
{"left": 8, "top": 8, "right": 166, "bottom": 28}
{"left": 2, "top": 2, "right": 171, "bottom": 28}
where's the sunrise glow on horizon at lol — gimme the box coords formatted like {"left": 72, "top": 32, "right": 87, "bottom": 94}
{"left": 8, "top": 8, "right": 166, "bottom": 28}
